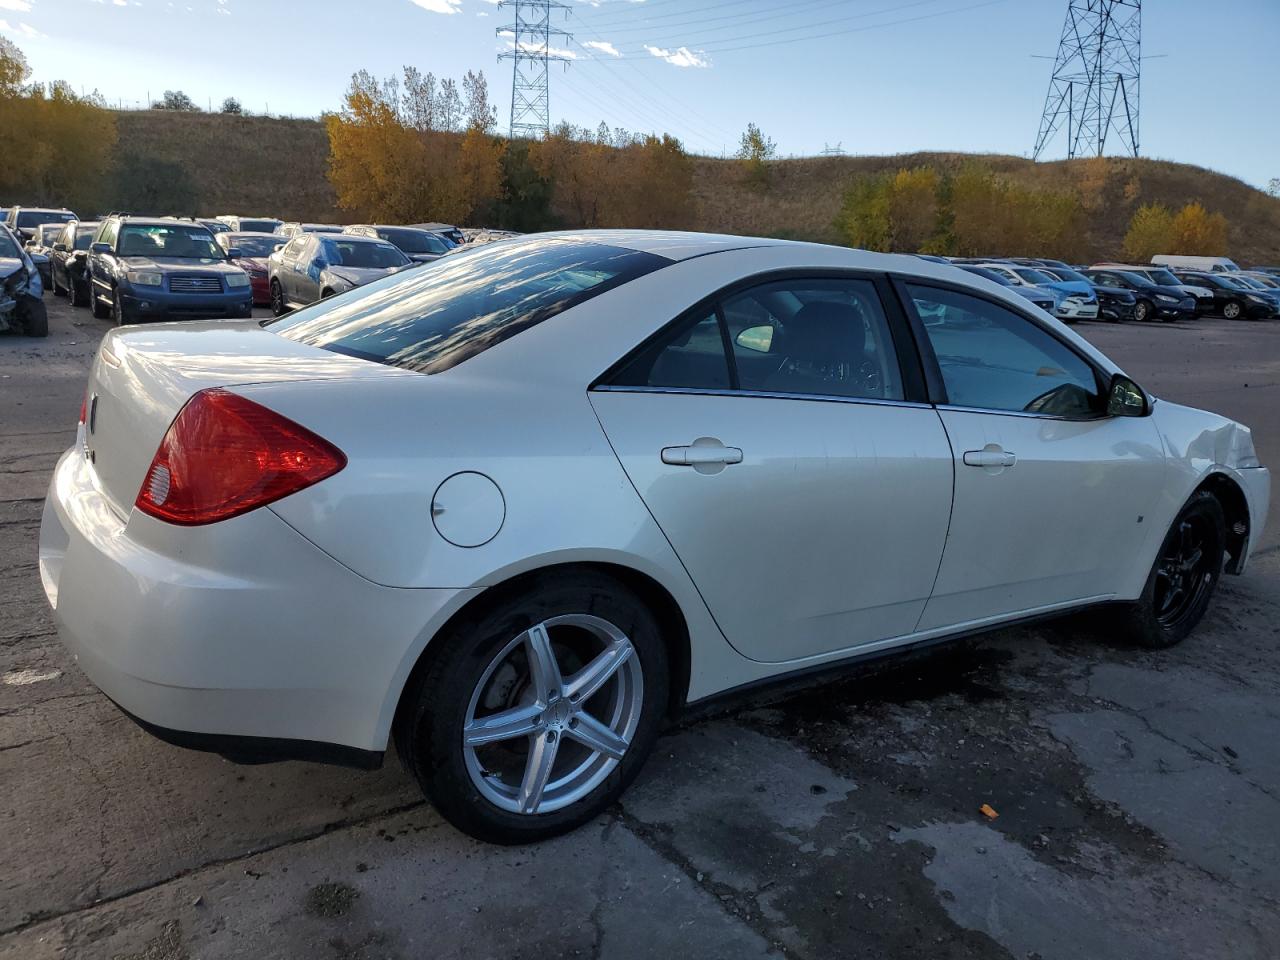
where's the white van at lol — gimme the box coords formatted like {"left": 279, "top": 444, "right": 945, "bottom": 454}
{"left": 1151, "top": 255, "right": 1240, "bottom": 273}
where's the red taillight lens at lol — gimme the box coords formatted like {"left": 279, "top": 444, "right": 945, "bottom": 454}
{"left": 135, "top": 388, "right": 346, "bottom": 525}
{"left": 78, "top": 392, "right": 87, "bottom": 426}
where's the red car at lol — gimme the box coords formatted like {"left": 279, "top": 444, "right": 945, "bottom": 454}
{"left": 216, "top": 232, "right": 282, "bottom": 306}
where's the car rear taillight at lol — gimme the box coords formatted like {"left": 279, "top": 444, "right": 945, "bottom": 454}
{"left": 78, "top": 392, "right": 87, "bottom": 426}
{"left": 135, "top": 388, "right": 346, "bottom": 525}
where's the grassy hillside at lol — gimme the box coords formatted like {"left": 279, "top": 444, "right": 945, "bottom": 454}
{"left": 113, "top": 111, "right": 1280, "bottom": 264}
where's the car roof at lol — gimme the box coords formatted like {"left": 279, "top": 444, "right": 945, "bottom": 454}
{"left": 321, "top": 232, "right": 390, "bottom": 244}
{"left": 115, "top": 216, "right": 214, "bottom": 227}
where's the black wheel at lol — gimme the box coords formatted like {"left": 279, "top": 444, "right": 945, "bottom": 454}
{"left": 71, "top": 275, "right": 90, "bottom": 308}
{"left": 394, "top": 570, "right": 669, "bottom": 844}
{"left": 90, "top": 284, "right": 112, "bottom": 320}
{"left": 1115, "top": 491, "right": 1225, "bottom": 649}
{"left": 1133, "top": 299, "right": 1152, "bottom": 322}
{"left": 270, "top": 279, "right": 286, "bottom": 316}
{"left": 112, "top": 288, "right": 128, "bottom": 326}
{"left": 1222, "top": 300, "right": 1243, "bottom": 320}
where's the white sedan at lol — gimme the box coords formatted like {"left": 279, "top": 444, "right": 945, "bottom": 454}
{"left": 39, "top": 231, "right": 1270, "bottom": 843}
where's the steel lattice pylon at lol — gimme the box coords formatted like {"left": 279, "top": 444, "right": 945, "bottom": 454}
{"left": 1033, "top": 0, "right": 1141, "bottom": 160}
{"left": 497, "top": 0, "right": 572, "bottom": 140}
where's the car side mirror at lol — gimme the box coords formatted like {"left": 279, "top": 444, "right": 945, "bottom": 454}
{"left": 225, "top": 247, "right": 242, "bottom": 259}
{"left": 735, "top": 325, "right": 774, "bottom": 353}
{"left": 53, "top": 242, "right": 67, "bottom": 252}
{"left": 312, "top": 258, "right": 327, "bottom": 271}
{"left": 1107, "top": 373, "right": 1150, "bottom": 417}
{"left": 91, "top": 242, "right": 111, "bottom": 255}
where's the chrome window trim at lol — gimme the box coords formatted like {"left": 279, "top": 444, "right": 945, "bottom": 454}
{"left": 935, "top": 403, "right": 1110, "bottom": 423}
{"left": 590, "top": 384, "right": 934, "bottom": 411}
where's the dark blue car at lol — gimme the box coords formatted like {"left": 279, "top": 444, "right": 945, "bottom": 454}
{"left": 87, "top": 217, "right": 253, "bottom": 324}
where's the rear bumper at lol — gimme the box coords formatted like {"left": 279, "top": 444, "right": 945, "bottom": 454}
{"left": 39, "top": 447, "right": 471, "bottom": 754}
{"left": 249, "top": 275, "right": 270, "bottom": 305}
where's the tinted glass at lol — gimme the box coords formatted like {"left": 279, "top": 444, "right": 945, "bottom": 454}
{"left": 377, "top": 228, "right": 448, "bottom": 255}
{"left": 722, "top": 278, "right": 903, "bottom": 401}
{"left": 238, "top": 219, "right": 281, "bottom": 233}
{"left": 960, "top": 266, "right": 1012, "bottom": 285}
{"left": 116, "top": 224, "right": 222, "bottom": 258}
{"left": 73, "top": 225, "right": 96, "bottom": 250}
{"left": 321, "top": 239, "right": 408, "bottom": 269}
{"left": 37, "top": 225, "right": 62, "bottom": 245}
{"left": 1045, "top": 267, "right": 1089, "bottom": 283}
{"left": 221, "top": 234, "right": 281, "bottom": 258}
{"left": 611, "top": 311, "right": 730, "bottom": 390}
{"left": 1144, "top": 268, "right": 1180, "bottom": 285}
{"left": 18, "top": 210, "right": 74, "bottom": 228}
{"left": 1013, "top": 267, "right": 1056, "bottom": 285}
{"left": 271, "top": 238, "right": 667, "bottom": 375}
{"left": 909, "top": 285, "right": 1102, "bottom": 418}
{"left": 0, "top": 231, "right": 19, "bottom": 258}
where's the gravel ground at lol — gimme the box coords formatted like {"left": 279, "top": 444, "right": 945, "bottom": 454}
{"left": 2, "top": 295, "right": 1278, "bottom": 960}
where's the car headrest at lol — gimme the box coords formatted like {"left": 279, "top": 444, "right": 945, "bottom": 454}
{"left": 782, "top": 300, "right": 866, "bottom": 363}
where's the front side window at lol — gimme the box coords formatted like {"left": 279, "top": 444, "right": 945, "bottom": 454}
{"left": 609, "top": 276, "right": 905, "bottom": 402}
{"left": 271, "top": 238, "right": 668, "bottom": 375}
{"left": 907, "top": 285, "right": 1102, "bottom": 419}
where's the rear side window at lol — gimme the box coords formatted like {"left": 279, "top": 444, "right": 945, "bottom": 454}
{"left": 270, "top": 238, "right": 668, "bottom": 375}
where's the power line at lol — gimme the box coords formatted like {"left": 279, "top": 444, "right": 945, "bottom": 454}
{"left": 497, "top": 0, "right": 573, "bottom": 139}
{"left": 1033, "top": 0, "right": 1141, "bottom": 159}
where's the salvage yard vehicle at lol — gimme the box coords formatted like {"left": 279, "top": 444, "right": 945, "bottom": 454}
{"left": 48, "top": 220, "right": 100, "bottom": 306}
{"left": 1173, "top": 271, "right": 1276, "bottom": 320}
{"left": 23, "top": 222, "right": 62, "bottom": 288}
{"left": 275, "top": 222, "right": 344, "bottom": 239}
{"left": 975, "top": 262, "right": 1098, "bottom": 323}
{"left": 215, "top": 215, "right": 283, "bottom": 234}
{"left": 343, "top": 224, "right": 451, "bottom": 263}
{"left": 39, "top": 231, "right": 1270, "bottom": 844}
{"left": 87, "top": 216, "right": 253, "bottom": 324}
{"left": 1151, "top": 254, "right": 1239, "bottom": 273}
{"left": 1080, "top": 269, "right": 1195, "bottom": 322}
{"left": 0, "top": 223, "right": 47, "bottom": 336}
{"left": 216, "top": 231, "right": 281, "bottom": 306}
{"left": 4, "top": 205, "right": 77, "bottom": 243}
{"left": 956, "top": 265, "right": 1057, "bottom": 313}
{"left": 268, "top": 231, "right": 411, "bottom": 313}
{"left": 1092, "top": 263, "right": 1214, "bottom": 315}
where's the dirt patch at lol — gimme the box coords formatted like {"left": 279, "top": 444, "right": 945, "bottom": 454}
{"left": 305, "top": 881, "right": 360, "bottom": 919}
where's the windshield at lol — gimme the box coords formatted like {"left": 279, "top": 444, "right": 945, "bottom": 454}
{"left": 201, "top": 220, "right": 230, "bottom": 234}
{"left": 116, "top": 224, "right": 223, "bottom": 259}
{"left": 960, "top": 266, "right": 1010, "bottom": 285}
{"left": 1014, "top": 267, "right": 1057, "bottom": 285}
{"left": 270, "top": 238, "right": 668, "bottom": 375}
{"left": 1115, "top": 271, "right": 1153, "bottom": 288}
{"left": 74, "top": 226, "right": 96, "bottom": 250}
{"left": 377, "top": 228, "right": 448, "bottom": 255}
{"left": 0, "top": 231, "right": 19, "bottom": 258}
{"left": 238, "top": 219, "right": 282, "bottom": 233}
{"left": 1145, "top": 268, "right": 1180, "bottom": 285}
{"left": 1214, "top": 275, "right": 1247, "bottom": 290}
{"left": 222, "top": 234, "right": 281, "bottom": 258}
{"left": 1234, "top": 276, "right": 1266, "bottom": 290}
{"left": 18, "top": 210, "right": 75, "bottom": 228}
{"left": 1046, "top": 267, "right": 1088, "bottom": 283}
{"left": 37, "top": 225, "right": 62, "bottom": 245}
{"left": 321, "top": 239, "right": 409, "bottom": 269}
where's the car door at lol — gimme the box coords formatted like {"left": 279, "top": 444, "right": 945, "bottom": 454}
{"left": 280, "top": 236, "right": 309, "bottom": 305}
{"left": 88, "top": 220, "right": 118, "bottom": 302}
{"left": 899, "top": 282, "right": 1167, "bottom": 631}
{"left": 590, "top": 274, "right": 955, "bottom": 664}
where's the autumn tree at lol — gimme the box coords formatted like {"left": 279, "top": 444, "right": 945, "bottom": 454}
{"left": 835, "top": 174, "right": 891, "bottom": 251}
{"left": 1172, "top": 202, "right": 1229, "bottom": 255}
{"left": 462, "top": 70, "right": 496, "bottom": 133}
{"left": 1122, "top": 203, "right": 1175, "bottom": 262}
{"left": 737, "top": 122, "right": 776, "bottom": 187}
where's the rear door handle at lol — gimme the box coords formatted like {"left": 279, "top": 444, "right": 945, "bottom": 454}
{"left": 962, "top": 449, "right": 1017, "bottom": 468}
{"left": 662, "top": 444, "right": 743, "bottom": 466}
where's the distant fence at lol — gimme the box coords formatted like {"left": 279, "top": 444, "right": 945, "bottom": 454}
{"left": 106, "top": 97, "right": 321, "bottom": 123}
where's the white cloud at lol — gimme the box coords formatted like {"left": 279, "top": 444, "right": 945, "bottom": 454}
{"left": 498, "top": 29, "right": 578, "bottom": 60}
{"left": 407, "top": 0, "right": 461, "bottom": 13}
{"left": 0, "top": 1, "right": 33, "bottom": 13}
{"left": 644, "top": 44, "right": 708, "bottom": 68}
{"left": 0, "top": 16, "right": 42, "bottom": 35}
{"left": 582, "top": 39, "right": 620, "bottom": 57}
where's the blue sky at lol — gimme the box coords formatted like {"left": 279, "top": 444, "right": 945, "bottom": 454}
{"left": 4, "top": 0, "right": 1278, "bottom": 188}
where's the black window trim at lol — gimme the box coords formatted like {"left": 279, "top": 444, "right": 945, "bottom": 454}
{"left": 888, "top": 273, "right": 1114, "bottom": 422}
{"left": 592, "top": 267, "right": 932, "bottom": 408}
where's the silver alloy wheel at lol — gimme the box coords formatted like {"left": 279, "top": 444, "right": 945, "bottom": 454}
{"left": 462, "top": 614, "right": 644, "bottom": 815}
{"left": 1224, "top": 301, "right": 1241, "bottom": 319}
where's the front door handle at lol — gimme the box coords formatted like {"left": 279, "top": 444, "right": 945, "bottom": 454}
{"left": 962, "top": 447, "right": 1017, "bottom": 468}
{"left": 662, "top": 444, "right": 743, "bottom": 466}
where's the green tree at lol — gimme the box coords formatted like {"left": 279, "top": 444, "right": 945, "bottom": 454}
{"left": 220, "top": 97, "right": 243, "bottom": 115}
{"left": 835, "top": 174, "right": 891, "bottom": 251}
{"left": 1122, "top": 203, "right": 1175, "bottom": 262}
{"left": 737, "top": 122, "right": 776, "bottom": 187}
{"left": 0, "top": 35, "right": 30, "bottom": 95}
{"left": 154, "top": 89, "right": 200, "bottom": 111}
{"left": 110, "top": 154, "right": 200, "bottom": 214}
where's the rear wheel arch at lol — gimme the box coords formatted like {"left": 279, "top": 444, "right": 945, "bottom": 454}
{"left": 390, "top": 561, "right": 692, "bottom": 751}
{"left": 1196, "top": 472, "right": 1251, "bottom": 573}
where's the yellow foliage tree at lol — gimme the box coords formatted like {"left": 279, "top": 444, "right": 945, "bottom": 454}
{"left": 1122, "top": 203, "right": 1175, "bottom": 262}
{"left": 1172, "top": 202, "right": 1229, "bottom": 255}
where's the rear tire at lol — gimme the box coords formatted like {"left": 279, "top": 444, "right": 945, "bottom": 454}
{"left": 1112, "top": 491, "right": 1225, "bottom": 649}
{"left": 394, "top": 571, "right": 669, "bottom": 844}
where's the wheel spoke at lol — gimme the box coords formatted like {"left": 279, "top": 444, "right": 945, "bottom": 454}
{"left": 525, "top": 622, "right": 562, "bottom": 703}
{"left": 566, "top": 711, "right": 630, "bottom": 761}
{"left": 564, "top": 639, "right": 634, "bottom": 705}
{"left": 463, "top": 703, "right": 542, "bottom": 747}
{"left": 518, "top": 731, "right": 559, "bottom": 814}
{"left": 1180, "top": 546, "right": 1203, "bottom": 572}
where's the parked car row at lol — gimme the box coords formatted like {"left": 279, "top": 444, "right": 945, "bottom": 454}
{"left": 913, "top": 252, "right": 1280, "bottom": 323}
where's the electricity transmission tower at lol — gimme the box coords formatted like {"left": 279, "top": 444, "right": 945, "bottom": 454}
{"left": 497, "top": 0, "right": 572, "bottom": 139}
{"left": 1032, "top": 0, "right": 1141, "bottom": 160}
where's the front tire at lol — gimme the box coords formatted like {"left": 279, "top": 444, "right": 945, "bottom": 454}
{"left": 270, "top": 279, "right": 286, "bottom": 316}
{"left": 90, "top": 284, "right": 112, "bottom": 320}
{"left": 1115, "top": 491, "right": 1225, "bottom": 649}
{"left": 1223, "top": 300, "right": 1243, "bottom": 320}
{"left": 395, "top": 571, "right": 669, "bottom": 844}
{"left": 1133, "top": 299, "right": 1152, "bottom": 322}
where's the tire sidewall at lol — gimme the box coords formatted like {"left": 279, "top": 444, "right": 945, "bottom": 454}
{"left": 1223, "top": 301, "right": 1242, "bottom": 320}
{"left": 406, "top": 573, "right": 670, "bottom": 844}
{"left": 1134, "top": 299, "right": 1151, "bottom": 322}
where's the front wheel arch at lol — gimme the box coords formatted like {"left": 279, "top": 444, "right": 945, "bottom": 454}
{"left": 1196, "top": 472, "right": 1251, "bottom": 573}
{"left": 389, "top": 562, "right": 692, "bottom": 750}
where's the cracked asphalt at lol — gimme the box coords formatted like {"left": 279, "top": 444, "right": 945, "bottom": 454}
{"left": 2, "top": 297, "right": 1278, "bottom": 959}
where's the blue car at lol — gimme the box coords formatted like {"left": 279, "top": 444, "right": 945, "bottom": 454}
{"left": 956, "top": 265, "right": 1059, "bottom": 313}
{"left": 977, "top": 262, "right": 1099, "bottom": 323}
{"left": 87, "top": 217, "right": 253, "bottom": 324}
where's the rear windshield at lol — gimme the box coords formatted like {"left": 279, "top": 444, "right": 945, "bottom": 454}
{"left": 18, "top": 210, "right": 74, "bottom": 227}
{"left": 222, "top": 234, "right": 281, "bottom": 258}
{"left": 377, "top": 228, "right": 448, "bottom": 255}
{"left": 238, "top": 219, "right": 281, "bottom": 233}
{"left": 270, "top": 238, "right": 668, "bottom": 375}
{"left": 321, "top": 239, "right": 408, "bottom": 269}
